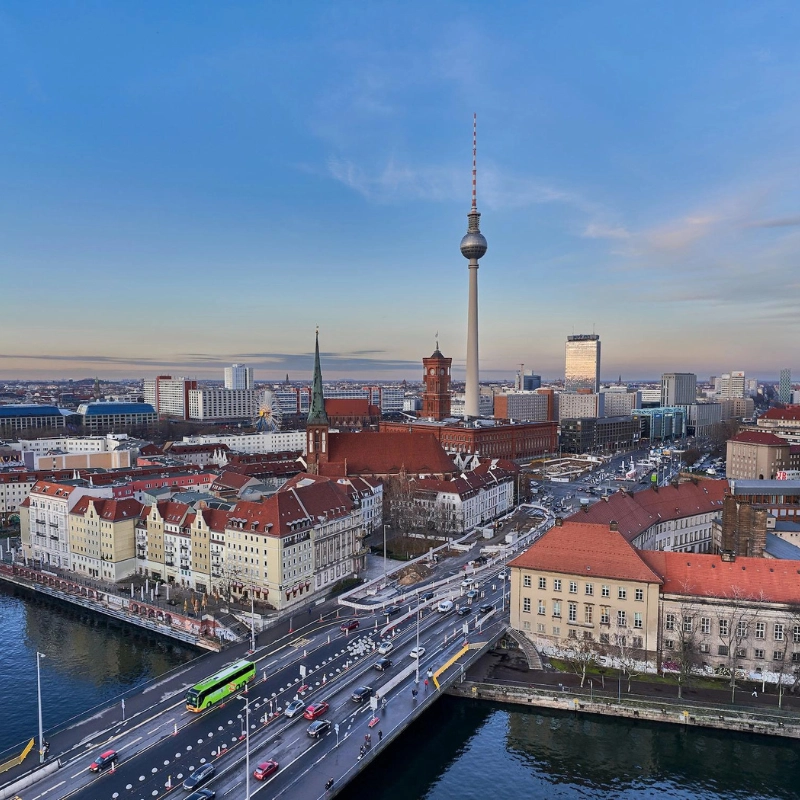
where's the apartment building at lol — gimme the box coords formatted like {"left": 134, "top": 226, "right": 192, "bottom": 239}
{"left": 188, "top": 388, "right": 261, "bottom": 421}
{"left": 143, "top": 376, "right": 197, "bottom": 420}
{"left": 726, "top": 431, "right": 790, "bottom": 480}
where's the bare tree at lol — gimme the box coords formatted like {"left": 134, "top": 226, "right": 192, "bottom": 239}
{"left": 670, "top": 597, "right": 703, "bottom": 699}
{"left": 215, "top": 556, "right": 244, "bottom": 604}
{"left": 562, "top": 635, "right": 598, "bottom": 688}
{"left": 614, "top": 628, "right": 644, "bottom": 693}
{"left": 716, "top": 587, "right": 763, "bottom": 703}
{"left": 772, "top": 607, "right": 800, "bottom": 708}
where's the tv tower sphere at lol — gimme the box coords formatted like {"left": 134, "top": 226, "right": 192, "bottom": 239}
{"left": 460, "top": 227, "right": 487, "bottom": 260}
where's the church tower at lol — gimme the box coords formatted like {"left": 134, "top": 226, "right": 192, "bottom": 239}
{"left": 422, "top": 340, "right": 452, "bottom": 420}
{"left": 306, "top": 330, "right": 329, "bottom": 474}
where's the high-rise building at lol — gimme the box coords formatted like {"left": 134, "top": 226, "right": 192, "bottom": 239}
{"left": 717, "top": 371, "right": 746, "bottom": 399}
{"left": 142, "top": 376, "right": 197, "bottom": 420}
{"left": 564, "top": 334, "right": 601, "bottom": 393}
{"left": 661, "top": 373, "right": 697, "bottom": 406}
{"left": 515, "top": 370, "right": 541, "bottom": 391}
{"left": 422, "top": 345, "right": 452, "bottom": 420}
{"left": 779, "top": 369, "right": 792, "bottom": 404}
{"left": 224, "top": 364, "right": 253, "bottom": 391}
{"left": 460, "top": 114, "right": 488, "bottom": 418}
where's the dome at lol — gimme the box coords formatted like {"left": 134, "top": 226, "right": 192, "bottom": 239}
{"left": 460, "top": 231, "right": 487, "bottom": 260}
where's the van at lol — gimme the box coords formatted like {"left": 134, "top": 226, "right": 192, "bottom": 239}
{"left": 437, "top": 600, "right": 454, "bottom": 613}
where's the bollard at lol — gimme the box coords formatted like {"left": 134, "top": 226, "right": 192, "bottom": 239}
{"left": 173, "top": 722, "right": 178, "bottom": 736}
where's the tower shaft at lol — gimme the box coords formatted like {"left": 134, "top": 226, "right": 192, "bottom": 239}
{"left": 465, "top": 262, "right": 480, "bottom": 417}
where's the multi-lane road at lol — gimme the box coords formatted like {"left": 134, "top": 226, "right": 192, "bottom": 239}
{"left": 20, "top": 568, "right": 511, "bottom": 800}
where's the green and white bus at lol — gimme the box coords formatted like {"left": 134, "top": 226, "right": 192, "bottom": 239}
{"left": 186, "top": 659, "right": 256, "bottom": 713}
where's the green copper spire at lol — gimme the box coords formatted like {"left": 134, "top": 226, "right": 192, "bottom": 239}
{"left": 307, "top": 328, "right": 328, "bottom": 425}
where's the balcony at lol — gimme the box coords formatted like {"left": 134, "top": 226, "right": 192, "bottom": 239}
{"left": 165, "top": 561, "right": 175, "bottom": 567}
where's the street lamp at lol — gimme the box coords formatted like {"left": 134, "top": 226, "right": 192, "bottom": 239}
{"left": 36, "top": 651, "right": 46, "bottom": 762}
{"left": 249, "top": 585, "right": 256, "bottom": 654}
{"left": 415, "top": 591, "right": 421, "bottom": 686}
{"left": 383, "top": 524, "right": 388, "bottom": 581}
{"left": 242, "top": 697, "right": 251, "bottom": 800}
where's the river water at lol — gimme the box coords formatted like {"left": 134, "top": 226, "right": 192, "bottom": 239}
{"left": 2, "top": 586, "right": 799, "bottom": 798}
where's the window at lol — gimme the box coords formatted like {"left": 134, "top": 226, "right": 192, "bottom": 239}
{"left": 552, "top": 626, "right": 560, "bottom": 636}
{"left": 635, "top": 588, "right": 644, "bottom": 602}
{"left": 634, "top": 612, "right": 643, "bottom": 629}
{"left": 683, "top": 617, "right": 693, "bottom": 633}
{"left": 736, "top": 648, "right": 747, "bottom": 658}
{"left": 774, "top": 624, "right": 785, "bottom": 641}
{"left": 701, "top": 617, "right": 711, "bottom": 635}
{"left": 568, "top": 629, "right": 577, "bottom": 639}
{"left": 584, "top": 605, "right": 593, "bottom": 624}
{"left": 665, "top": 639, "right": 674, "bottom": 650}
{"left": 600, "top": 607, "right": 610, "bottom": 625}
{"left": 719, "top": 620, "right": 729, "bottom": 638}
{"left": 665, "top": 613, "right": 675, "bottom": 631}
{"left": 585, "top": 583, "right": 594, "bottom": 596}
{"left": 523, "top": 621, "right": 531, "bottom": 630}
{"left": 536, "top": 623, "right": 546, "bottom": 633}
{"left": 699, "top": 643, "right": 710, "bottom": 653}
{"left": 583, "top": 631, "right": 593, "bottom": 641}
{"left": 536, "top": 576, "right": 544, "bottom": 589}
{"left": 718, "top": 645, "right": 729, "bottom": 656}
{"left": 554, "top": 579, "right": 562, "bottom": 592}
{"left": 600, "top": 633, "right": 610, "bottom": 644}
{"left": 618, "top": 587, "right": 627, "bottom": 600}
{"left": 568, "top": 602, "right": 577, "bottom": 622}
{"left": 569, "top": 581, "right": 578, "bottom": 594}
{"left": 617, "top": 610, "right": 627, "bottom": 627}
{"left": 524, "top": 575, "right": 532, "bottom": 588}
{"left": 538, "top": 600, "right": 546, "bottom": 615}
{"left": 737, "top": 620, "right": 748, "bottom": 638}
{"left": 793, "top": 626, "right": 800, "bottom": 644}
{"left": 523, "top": 598, "right": 531, "bottom": 613}
{"left": 755, "top": 622, "right": 766, "bottom": 639}
{"left": 601, "top": 585, "right": 610, "bottom": 598}
{"left": 754, "top": 648, "right": 765, "bottom": 659}
{"left": 633, "top": 636, "right": 643, "bottom": 649}
{"left": 792, "top": 652, "right": 800, "bottom": 663}
{"left": 773, "top": 651, "right": 785, "bottom": 661}
{"left": 617, "top": 635, "right": 627, "bottom": 647}
{"left": 552, "top": 601, "right": 561, "bottom": 618}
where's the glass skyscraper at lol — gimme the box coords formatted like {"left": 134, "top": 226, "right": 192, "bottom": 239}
{"left": 565, "top": 334, "right": 601, "bottom": 393}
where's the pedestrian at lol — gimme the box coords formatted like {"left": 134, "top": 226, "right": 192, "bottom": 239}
{"left": 359, "top": 745, "right": 364, "bottom": 759}
{"left": 365, "top": 732, "right": 371, "bottom": 746}
{"left": 752, "top": 690, "right": 758, "bottom": 698}
{"left": 378, "top": 729, "right": 383, "bottom": 742}
{"left": 424, "top": 678, "right": 429, "bottom": 691}
{"left": 325, "top": 778, "right": 334, "bottom": 791}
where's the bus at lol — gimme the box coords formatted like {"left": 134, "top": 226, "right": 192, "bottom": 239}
{"left": 185, "top": 659, "right": 256, "bottom": 712}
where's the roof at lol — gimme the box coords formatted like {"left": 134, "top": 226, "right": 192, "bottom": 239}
{"left": 566, "top": 479, "right": 727, "bottom": 542}
{"left": 765, "top": 533, "right": 800, "bottom": 561}
{"left": 324, "top": 399, "right": 379, "bottom": 416}
{"left": 729, "top": 480, "right": 800, "bottom": 497}
{"left": 71, "top": 496, "right": 143, "bottom": 521}
{"left": 212, "top": 471, "right": 257, "bottom": 490}
{"left": 324, "top": 432, "right": 455, "bottom": 477}
{"left": 638, "top": 550, "right": 800, "bottom": 604}
{"left": 31, "top": 481, "right": 80, "bottom": 498}
{"left": 759, "top": 406, "right": 800, "bottom": 422}
{"left": 0, "top": 404, "right": 63, "bottom": 417}
{"left": 79, "top": 402, "right": 156, "bottom": 416}
{"left": 164, "top": 442, "right": 230, "bottom": 454}
{"left": 729, "top": 431, "right": 787, "bottom": 446}
{"left": 508, "top": 520, "right": 663, "bottom": 585}
{"left": 413, "top": 464, "right": 516, "bottom": 500}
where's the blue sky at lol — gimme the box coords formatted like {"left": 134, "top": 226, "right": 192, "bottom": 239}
{"left": 1, "top": 1, "right": 799, "bottom": 382}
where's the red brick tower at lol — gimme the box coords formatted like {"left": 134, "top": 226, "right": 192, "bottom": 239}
{"left": 422, "top": 344, "right": 452, "bottom": 420}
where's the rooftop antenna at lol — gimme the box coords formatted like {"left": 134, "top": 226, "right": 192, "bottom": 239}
{"left": 472, "top": 113, "right": 477, "bottom": 210}
{"left": 435, "top": 330, "right": 439, "bottom": 351}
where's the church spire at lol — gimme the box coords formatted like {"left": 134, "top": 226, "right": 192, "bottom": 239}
{"left": 307, "top": 328, "right": 328, "bottom": 426}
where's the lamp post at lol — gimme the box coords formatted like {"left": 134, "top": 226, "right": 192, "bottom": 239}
{"left": 415, "top": 591, "right": 421, "bottom": 686}
{"left": 249, "top": 585, "right": 256, "bottom": 654}
{"left": 383, "top": 524, "right": 388, "bottom": 581}
{"left": 36, "top": 651, "right": 46, "bottom": 762}
{"left": 242, "top": 697, "right": 251, "bottom": 800}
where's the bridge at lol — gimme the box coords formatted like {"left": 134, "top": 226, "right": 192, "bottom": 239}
{"left": 0, "top": 559, "right": 520, "bottom": 800}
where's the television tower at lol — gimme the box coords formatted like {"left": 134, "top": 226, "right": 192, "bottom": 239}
{"left": 460, "top": 114, "right": 488, "bottom": 418}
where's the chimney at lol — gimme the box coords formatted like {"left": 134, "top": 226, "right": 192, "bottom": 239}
{"left": 609, "top": 520, "right": 619, "bottom": 532}
{"left": 554, "top": 517, "right": 563, "bottom": 527}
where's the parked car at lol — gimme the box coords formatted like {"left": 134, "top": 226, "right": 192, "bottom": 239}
{"left": 377, "top": 640, "right": 394, "bottom": 655}
{"left": 303, "top": 701, "right": 330, "bottom": 720}
{"left": 340, "top": 620, "right": 360, "bottom": 632}
{"left": 351, "top": 685, "right": 373, "bottom": 703}
{"left": 183, "top": 764, "right": 215, "bottom": 791}
{"left": 253, "top": 760, "right": 279, "bottom": 781}
{"left": 89, "top": 750, "right": 118, "bottom": 773}
{"left": 373, "top": 657, "right": 393, "bottom": 672}
{"left": 307, "top": 719, "right": 332, "bottom": 738}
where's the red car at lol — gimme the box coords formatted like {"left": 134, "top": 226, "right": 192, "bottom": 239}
{"left": 89, "top": 749, "right": 118, "bottom": 772}
{"left": 340, "top": 620, "right": 360, "bottom": 632}
{"left": 253, "top": 760, "right": 279, "bottom": 780}
{"left": 303, "top": 701, "right": 329, "bottom": 720}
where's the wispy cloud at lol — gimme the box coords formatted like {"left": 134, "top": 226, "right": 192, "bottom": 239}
{"left": 746, "top": 215, "right": 800, "bottom": 229}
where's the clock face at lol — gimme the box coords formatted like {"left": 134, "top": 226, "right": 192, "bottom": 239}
{"left": 439, "top": 369, "right": 445, "bottom": 375}
{"left": 429, "top": 368, "right": 435, "bottom": 375}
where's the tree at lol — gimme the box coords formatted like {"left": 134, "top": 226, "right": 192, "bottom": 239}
{"left": 613, "top": 628, "right": 644, "bottom": 693}
{"left": 670, "top": 594, "right": 703, "bottom": 699}
{"left": 772, "top": 608, "right": 800, "bottom": 708}
{"left": 215, "top": 556, "right": 245, "bottom": 604}
{"left": 562, "top": 636, "right": 598, "bottom": 688}
{"left": 717, "top": 587, "right": 763, "bottom": 703}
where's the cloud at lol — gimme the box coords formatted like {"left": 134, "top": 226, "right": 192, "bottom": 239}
{"left": 746, "top": 215, "right": 800, "bottom": 229}
{"left": 582, "top": 222, "right": 630, "bottom": 240}
{"left": 642, "top": 215, "right": 720, "bottom": 252}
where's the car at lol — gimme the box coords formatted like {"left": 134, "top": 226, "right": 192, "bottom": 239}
{"left": 89, "top": 749, "right": 118, "bottom": 772}
{"left": 307, "top": 719, "right": 332, "bottom": 738}
{"left": 437, "top": 600, "right": 454, "bottom": 613}
{"left": 303, "top": 701, "right": 330, "bottom": 720}
{"left": 466, "top": 589, "right": 479, "bottom": 600}
{"left": 377, "top": 640, "right": 394, "bottom": 655}
{"left": 340, "top": 619, "right": 360, "bottom": 632}
{"left": 183, "top": 763, "right": 216, "bottom": 791}
{"left": 284, "top": 699, "right": 305, "bottom": 718}
{"left": 382, "top": 605, "right": 401, "bottom": 615}
{"left": 186, "top": 791, "right": 216, "bottom": 800}
{"left": 373, "top": 657, "right": 392, "bottom": 671}
{"left": 410, "top": 646, "right": 426, "bottom": 659}
{"left": 351, "top": 685, "right": 373, "bottom": 703}
{"left": 479, "top": 604, "right": 494, "bottom": 614}
{"left": 474, "top": 555, "right": 488, "bottom": 565}
{"left": 253, "top": 760, "right": 279, "bottom": 781}
{"left": 498, "top": 571, "right": 508, "bottom": 580}
{"left": 461, "top": 579, "right": 473, "bottom": 588}
{"left": 457, "top": 606, "right": 472, "bottom": 616}
{"left": 420, "top": 591, "right": 435, "bottom": 601}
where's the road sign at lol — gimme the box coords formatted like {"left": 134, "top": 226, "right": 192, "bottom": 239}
{"left": 462, "top": 622, "right": 469, "bottom": 635}
{"left": 300, "top": 664, "right": 307, "bottom": 679}
{"left": 370, "top": 696, "right": 378, "bottom": 710}
{"left": 334, "top": 723, "right": 340, "bottom": 734}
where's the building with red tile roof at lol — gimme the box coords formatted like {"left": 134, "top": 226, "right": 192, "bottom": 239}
{"left": 323, "top": 398, "right": 381, "bottom": 429}
{"left": 727, "top": 429, "right": 791, "bottom": 480}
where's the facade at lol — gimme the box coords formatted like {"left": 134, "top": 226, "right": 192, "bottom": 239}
{"left": 558, "top": 392, "right": 605, "bottom": 422}
{"left": 224, "top": 364, "right": 253, "bottom": 391}
{"left": 162, "top": 442, "right": 230, "bottom": 467}
{"left": 182, "top": 430, "right": 306, "bottom": 455}
{"left": 685, "top": 402, "right": 723, "bottom": 437}
{"left": 421, "top": 347, "right": 452, "bottom": 421}
{"left": 143, "top": 376, "right": 197, "bottom": 420}
{"left": 601, "top": 389, "right": 640, "bottom": 417}
{"left": 273, "top": 385, "right": 403, "bottom": 416}
{"left": 559, "top": 416, "right": 639, "bottom": 454}
{"left": 0, "top": 404, "right": 65, "bottom": 433}
{"left": 633, "top": 407, "right": 685, "bottom": 441}
{"left": 716, "top": 372, "right": 747, "bottom": 399}
{"left": 755, "top": 407, "right": 800, "bottom": 445}
{"left": 77, "top": 402, "right": 157, "bottom": 432}
{"left": 494, "top": 391, "right": 550, "bottom": 422}
{"left": 323, "top": 399, "right": 381, "bottom": 429}
{"left": 27, "top": 450, "right": 132, "bottom": 471}
{"left": 565, "top": 334, "right": 601, "bottom": 393}
{"left": 0, "top": 470, "right": 74, "bottom": 525}
{"left": 661, "top": 373, "right": 697, "bottom": 406}
{"left": 188, "top": 388, "right": 261, "bottom": 421}
{"left": 726, "top": 431, "right": 790, "bottom": 480}
{"left": 779, "top": 370, "right": 792, "bottom": 405}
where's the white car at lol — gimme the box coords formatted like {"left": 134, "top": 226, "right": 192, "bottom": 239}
{"left": 437, "top": 600, "right": 454, "bottom": 613}
{"left": 377, "top": 640, "right": 394, "bottom": 655}
{"left": 410, "top": 647, "right": 426, "bottom": 659}
{"left": 498, "top": 571, "right": 508, "bottom": 580}
{"left": 460, "top": 579, "right": 473, "bottom": 589}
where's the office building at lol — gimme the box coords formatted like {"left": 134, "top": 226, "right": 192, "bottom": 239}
{"left": 565, "top": 334, "right": 601, "bottom": 393}
{"left": 779, "top": 369, "right": 792, "bottom": 405}
{"left": 494, "top": 391, "right": 550, "bottom": 422}
{"left": 143, "top": 376, "right": 197, "bottom": 420}
{"left": 661, "top": 373, "right": 697, "bottom": 406}
{"left": 0, "top": 404, "right": 66, "bottom": 433}
{"left": 78, "top": 402, "right": 158, "bottom": 432}
{"left": 716, "top": 371, "right": 746, "bottom": 399}
{"left": 601, "top": 389, "right": 640, "bottom": 417}
{"left": 558, "top": 392, "right": 604, "bottom": 422}
{"left": 632, "top": 407, "right": 685, "bottom": 441}
{"left": 224, "top": 364, "right": 253, "bottom": 391}
{"left": 188, "top": 388, "right": 261, "bottom": 421}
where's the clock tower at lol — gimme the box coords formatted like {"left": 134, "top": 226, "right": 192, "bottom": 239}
{"left": 422, "top": 344, "right": 452, "bottom": 421}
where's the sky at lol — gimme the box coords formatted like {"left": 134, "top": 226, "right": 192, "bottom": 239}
{"left": 1, "top": 1, "right": 799, "bottom": 383}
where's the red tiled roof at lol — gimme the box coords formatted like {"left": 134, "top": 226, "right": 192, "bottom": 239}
{"left": 760, "top": 406, "right": 800, "bottom": 421}
{"left": 639, "top": 551, "right": 800, "bottom": 604}
{"left": 139, "top": 443, "right": 163, "bottom": 456}
{"left": 566, "top": 480, "right": 727, "bottom": 542}
{"left": 212, "top": 471, "right": 256, "bottom": 490}
{"left": 508, "top": 520, "right": 663, "bottom": 584}
{"left": 324, "top": 399, "right": 379, "bottom": 416}
{"left": 150, "top": 500, "right": 191, "bottom": 524}
{"left": 31, "top": 481, "right": 78, "bottom": 498}
{"left": 730, "top": 431, "right": 787, "bottom": 446}
{"left": 325, "top": 432, "right": 455, "bottom": 477}
{"left": 71, "top": 496, "right": 143, "bottom": 521}
{"left": 197, "top": 507, "right": 230, "bottom": 533}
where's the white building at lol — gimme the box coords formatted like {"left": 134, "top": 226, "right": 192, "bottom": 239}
{"left": 451, "top": 388, "right": 494, "bottom": 418}
{"left": 182, "top": 430, "right": 306, "bottom": 455}
{"left": 558, "top": 392, "right": 605, "bottom": 422}
{"left": 224, "top": 364, "right": 253, "bottom": 391}
{"left": 188, "top": 388, "right": 262, "bottom": 421}
{"left": 493, "top": 391, "right": 550, "bottom": 422}
{"left": 716, "top": 371, "right": 747, "bottom": 399}
{"left": 143, "top": 376, "right": 196, "bottom": 420}
{"left": 601, "top": 390, "right": 640, "bottom": 417}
